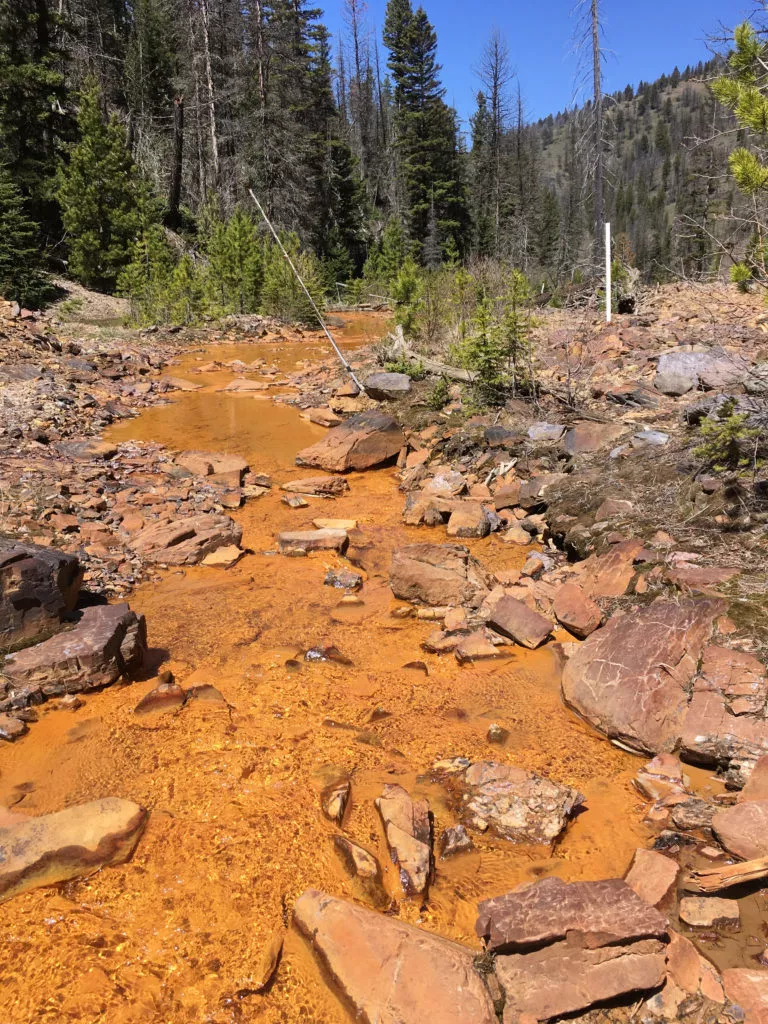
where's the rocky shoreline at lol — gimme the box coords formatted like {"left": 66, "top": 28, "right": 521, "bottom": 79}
{"left": 2, "top": 286, "right": 768, "bottom": 1022}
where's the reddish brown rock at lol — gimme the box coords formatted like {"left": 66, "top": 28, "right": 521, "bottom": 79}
{"left": 495, "top": 937, "right": 666, "bottom": 1022}
{"left": 375, "top": 783, "right": 432, "bottom": 897}
{"left": 624, "top": 848, "right": 679, "bottom": 906}
{"left": 2, "top": 603, "right": 146, "bottom": 709}
{"left": 332, "top": 836, "right": 388, "bottom": 907}
{"left": 562, "top": 598, "right": 723, "bottom": 755}
{"left": 175, "top": 450, "right": 249, "bottom": 479}
{"left": 277, "top": 529, "right": 349, "bottom": 555}
{"left": 321, "top": 777, "right": 351, "bottom": 825}
{"left": 307, "top": 407, "right": 342, "bottom": 427}
{"left": 666, "top": 564, "right": 740, "bottom": 593}
{"left": 572, "top": 538, "right": 647, "bottom": 599}
{"left": 0, "top": 542, "right": 82, "bottom": 645}
{"left": 679, "top": 896, "right": 740, "bottom": 928}
{"left": 129, "top": 513, "right": 243, "bottom": 565}
{"left": 293, "top": 890, "right": 497, "bottom": 1024}
{"left": 487, "top": 595, "right": 552, "bottom": 649}
{"left": 711, "top": 800, "right": 768, "bottom": 860}
{"left": 0, "top": 798, "right": 148, "bottom": 902}
{"left": 665, "top": 931, "right": 724, "bottom": 1003}
{"left": 390, "top": 544, "right": 495, "bottom": 609}
{"left": 563, "top": 421, "right": 627, "bottom": 455}
{"left": 0, "top": 714, "right": 27, "bottom": 741}
{"left": 281, "top": 475, "right": 349, "bottom": 496}
{"left": 552, "top": 582, "right": 603, "bottom": 639}
{"left": 517, "top": 474, "right": 568, "bottom": 510}
{"left": 134, "top": 680, "right": 186, "bottom": 715}
{"left": 722, "top": 968, "right": 768, "bottom": 1023}
{"left": 493, "top": 481, "right": 522, "bottom": 510}
{"left": 446, "top": 504, "right": 492, "bottom": 538}
{"left": 476, "top": 877, "right": 668, "bottom": 953}
{"left": 455, "top": 762, "right": 584, "bottom": 843}
{"left": 455, "top": 631, "right": 500, "bottom": 664}
{"left": 296, "top": 410, "right": 404, "bottom": 472}
{"left": 739, "top": 756, "right": 768, "bottom": 803}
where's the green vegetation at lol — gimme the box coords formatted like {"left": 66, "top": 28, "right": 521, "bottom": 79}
{"left": 383, "top": 358, "right": 427, "bottom": 380}
{"left": 694, "top": 399, "right": 760, "bottom": 471}
{"left": 0, "top": 166, "right": 46, "bottom": 305}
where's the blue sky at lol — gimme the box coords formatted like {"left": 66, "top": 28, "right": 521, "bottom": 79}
{"left": 320, "top": 0, "right": 753, "bottom": 129}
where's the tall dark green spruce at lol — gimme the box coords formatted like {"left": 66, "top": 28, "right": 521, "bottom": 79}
{"left": 383, "top": 0, "right": 469, "bottom": 258}
{"left": 58, "top": 79, "right": 145, "bottom": 291}
{"left": 0, "top": 0, "right": 69, "bottom": 243}
{"left": 0, "top": 166, "right": 45, "bottom": 304}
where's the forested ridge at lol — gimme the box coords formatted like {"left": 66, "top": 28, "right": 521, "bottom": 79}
{"left": 0, "top": 0, "right": 760, "bottom": 319}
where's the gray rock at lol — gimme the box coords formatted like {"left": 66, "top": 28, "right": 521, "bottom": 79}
{"left": 528, "top": 422, "right": 566, "bottom": 442}
{"left": 654, "top": 372, "right": 695, "bottom": 396}
{"left": 364, "top": 372, "right": 412, "bottom": 401}
{"left": 656, "top": 348, "right": 751, "bottom": 390}
{"left": 632, "top": 430, "right": 669, "bottom": 446}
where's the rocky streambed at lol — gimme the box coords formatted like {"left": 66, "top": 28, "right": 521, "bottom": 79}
{"left": 1, "top": 299, "right": 768, "bottom": 1023}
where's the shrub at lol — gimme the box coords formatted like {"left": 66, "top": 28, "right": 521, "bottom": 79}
{"left": 384, "top": 358, "right": 427, "bottom": 380}
{"left": 694, "top": 398, "right": 760, "bottom": 470}
{"left": 426, "top": 375, "right": 450, "bottom": 410}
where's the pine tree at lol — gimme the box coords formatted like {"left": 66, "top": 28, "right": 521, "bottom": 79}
{"left": 261, "top": 233, "right": 325, "bottom": 324}
{"left": 205, "top": 210, "right": 264, "bottom": 313}
{"left": 118, "top": 222, "right": 175, "bottom": 324}
{"left": 0, "top": 0, "right": 69, "bottom": 240}
{"left": 382, "top": 0, "right": 469, "bottom": 256}
{"left": 58, "top": 79, "right": 146, "bottom": 291}
{"left": 0, "top": 166, "right": 45, "bottom": 304}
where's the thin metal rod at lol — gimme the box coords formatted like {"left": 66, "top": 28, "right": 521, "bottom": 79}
{"left": 605, "top": 221, "right": 612, "bottom": 324}
{"left": 248, "top": 189, "right": 366, "bottom": 393}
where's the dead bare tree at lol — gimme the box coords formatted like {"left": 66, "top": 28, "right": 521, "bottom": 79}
{"left": 476, "top": 28, "right": 513, "bottom": 257}
{"left": 572, "top": 0, "right": 607, "bottom": 268}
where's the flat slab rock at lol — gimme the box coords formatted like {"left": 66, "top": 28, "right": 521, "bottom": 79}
{"left": 476, "top": 876, "right": 669, "bottom": 953}
{"left": 487, "top": 594, "right": 553, "bottom": 648}
{"left": 293, "top": 890, "right": 497, "bottom": 1024}
{"left": 722, "top": 968, "right": 768, "bottom": 1024}
{"left": 478, "top": 877, "right": 669, "bottom": 1021}
{"left": 295, "top": 410, "right": 405, "bottom": 472}
{"left": 390, "top": 543, "right": 495, "bottom": 609}
{"left": 441, "top": 761, "right": 584, "bottom": 844}
{"left": 0, "top": 542, "right": 83, "bottom": 645}
{"left": 375, "top": 783, "right": 432, "bottom": 896}
{"left": 277, "top": 529, "right": 349, "bottom": 555}
{"left": 624, "top": 848, "right": 679, "bottom": 907}
{"left": 2, "top": 603, "right": 146, "bottom": 710}
{"left": 0, "top": 798, "right": 148, "bottom": 902}
{"left": 561, "top": 597, "right": 730, "bottom": 757}
{"left": 175, "top": 450, "right": 249, "bottom": 478}
{"left": 495, "top": 937, "right": 666, "bottom": 1022}
{"left": 129, "top": 513, "right": 243, "bottom": 565}
{"left": 281, "top": 475, "right": 349, "bottom": 496}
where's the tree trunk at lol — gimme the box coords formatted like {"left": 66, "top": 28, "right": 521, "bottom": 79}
{"left": 167, "top": 95, "right": 184, "bottom": 227}
{"left": 199, "top": 0, "right": 220, "bottom": 185}
{"left": 591, "top": 0, "right": 604, "bottom": 262}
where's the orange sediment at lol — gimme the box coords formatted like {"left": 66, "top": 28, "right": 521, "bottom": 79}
{"left": 0, "top": 314, "right": 720, "bottom": 1022}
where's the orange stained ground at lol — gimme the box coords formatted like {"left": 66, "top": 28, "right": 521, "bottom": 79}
{"left": 0, "top": 313, "right": 730, "bottom": 1023}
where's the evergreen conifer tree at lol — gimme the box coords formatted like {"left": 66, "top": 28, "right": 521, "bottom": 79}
{"left": 58, "top": 79, "right": 146, "bottom": 291}
{"left": 0, "top": 165, "right": 45, "bottom": 304}
{"left": 382, "top": 0, "right": 469, "bottom": 256}
{"left": 205, "top": 210, "right": 264, "bottom": 313}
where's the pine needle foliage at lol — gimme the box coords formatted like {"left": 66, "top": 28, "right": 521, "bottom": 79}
{"left": 57, "top": 79, "right": 144, "bottom": 291}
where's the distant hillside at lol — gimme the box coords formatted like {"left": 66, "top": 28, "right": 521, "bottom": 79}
{"left": 530, "top": 59, "right": 745, "bottom": 282}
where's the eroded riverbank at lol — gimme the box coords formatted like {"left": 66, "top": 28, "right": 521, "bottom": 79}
{"left": 0, "top": 307, "right": 761, "bottom": 1024}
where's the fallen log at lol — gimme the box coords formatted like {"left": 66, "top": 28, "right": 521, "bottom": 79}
{"left": 683, "top": 856, "right": 768, "bottom": 894}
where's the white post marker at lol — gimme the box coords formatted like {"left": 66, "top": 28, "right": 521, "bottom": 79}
{"left": 605, "top": 220, "right": 612, "bottom": 324}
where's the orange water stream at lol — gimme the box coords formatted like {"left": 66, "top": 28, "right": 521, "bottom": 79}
{"left": 0, "top": 314, "right": 727, "bottom": 1022}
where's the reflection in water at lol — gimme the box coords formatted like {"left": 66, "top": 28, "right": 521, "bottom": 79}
{"left": 0, "top": 313, "right": 736, "bottom": 1023}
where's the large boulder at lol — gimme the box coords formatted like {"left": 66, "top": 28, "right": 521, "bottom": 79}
{"left": 477, "top": 877, "right": 668, "bottom": 1021}
{"left": 364, "top": 372, "right": 412, "bottom": 401}
{"left": 1, "top": 603, "right": 146, "bottom": 710}
{"left": 129, "top": 513, "right": 243, "bottom": 565}
{"left": 0, "top": 543, "right": 82, "bottom": 646}
{"left": 0, "top": 798, "right": 148, "bottom": 902}
{"left": 656, "top": 347, "right": 751, "bottom": 390}
{"left": 293, "top": 890, "right": 498, "bottom": 1024}
{"left": 561, "top": 598, "right": 723, "bottom": 756}
{"left": 390, "top": 544, "right": 495, "bottom": 609}
{"left": 295, "top": 410, "right": 404, "bottom": 472}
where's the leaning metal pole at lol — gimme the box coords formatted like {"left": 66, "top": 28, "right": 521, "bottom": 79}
{"left": 248, "top": 189, "right": 366, "bottom": 394}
